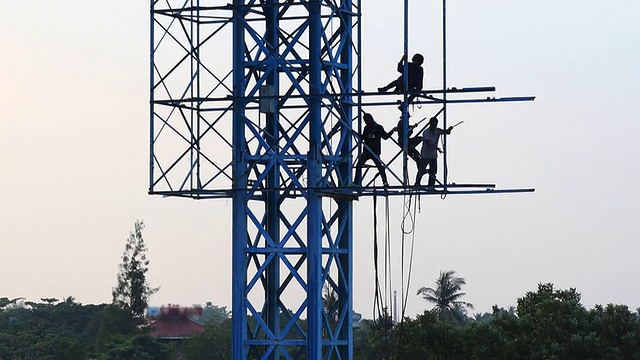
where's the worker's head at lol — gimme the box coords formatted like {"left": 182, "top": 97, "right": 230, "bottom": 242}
{"left": 363, "top": 112, "right": 374, "bottom": 125}
{"left": 428, "top": 117, "right": 438, "bottom": 129}
{"left": 412, "top": 53, "right": 424, "bottom": 65}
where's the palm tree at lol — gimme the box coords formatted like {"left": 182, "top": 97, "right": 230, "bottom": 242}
{"left": 322, "top": 283, "right": 339, "bottom": 333}
{"left": 416, "top": 270, "right": 474, "bottom": 323}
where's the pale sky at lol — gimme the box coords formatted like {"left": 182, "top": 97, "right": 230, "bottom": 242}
{"left": 1, "top": 0, "right": 639, "bottom": 320}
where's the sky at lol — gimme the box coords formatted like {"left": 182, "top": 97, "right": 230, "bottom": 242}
{"left": 1, "top": 0, "right": 640, "bottom": 320}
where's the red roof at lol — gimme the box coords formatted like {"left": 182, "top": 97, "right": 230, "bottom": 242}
{"left": 149, "top": 315, "right": 205, "bottom": 339}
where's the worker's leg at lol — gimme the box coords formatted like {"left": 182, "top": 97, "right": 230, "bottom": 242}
{"left": 354, "top": 151, "right": 373, "bottom": 185}
{"left": 415, "top": 158, "right": 428, "bottom": 186}
{"left": 372, "top": 156, "right": 388, "bottom": 186}
{"left": 427, "top": 158, "right": 438, "bottom": 187}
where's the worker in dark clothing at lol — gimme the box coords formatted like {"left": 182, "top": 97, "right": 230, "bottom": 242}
{"left": 378, "top": 53, "right": 424, "bottom": 105}
{"left": 395, "top": 117, "right": 422, "bottom": 166}
{"left": 354, "top": 113, "right": 395, "bottom": 187}
{"left": 415, "top": 117, "right": 453, "bottom": 187}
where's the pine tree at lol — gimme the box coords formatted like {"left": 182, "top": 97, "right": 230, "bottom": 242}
{"left": 112, "top": 220, "right": 159, "bottom": 319}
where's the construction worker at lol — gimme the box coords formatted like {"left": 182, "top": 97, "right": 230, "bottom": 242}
{"left": 395, "top": 116, "right": 422, "bottom": 166}
{"left": 415, "top": 117, "right": 453, "bottom": 188}
{"left": 354, "top": 113, "right": 395, "bottom": 187}
{"left": 378, "top": 53, "right": 424, "bottom": 106}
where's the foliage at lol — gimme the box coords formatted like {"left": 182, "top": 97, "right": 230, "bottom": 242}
{"left": 0, "top": 298, "right": 175, "bottom": 359}
{"left": 182, "top": 318, "right": 233, "bottom": 360}
{"left": 95, "top": 305, "right": 138, "bottom": 352}
{"left": 416, "top": 270, "right": 474, "bottom": 324}
{"left": 353, "top": 309, "right": 395, "bottom": 360}
{"left": 323, "top": 282, "right": 339, "bottom": 336}
{"left": 3, "top": 278, "right": 640, "bottom": 359}
{"left": 112, "top": 220, "right": 159, "bottom": 319}
{"left": 508, "top": 283, "right": 596, "bottom": 358}
{"left": 190, "top": 301, "right": 231, "bottom": 325}
{"left": 0, "top": 298, "right": 105, "bottom": 359}
{"left": 98, "top": 333, "right": 173, "bottom": 360}
{"left": 356, "top": 282, "right": 640, "bottom": 359}
{"left": 0, "top": 297, "right": 24, "bottom": 310}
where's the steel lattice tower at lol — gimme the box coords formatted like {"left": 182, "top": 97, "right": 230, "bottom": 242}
{"left": 151, "top": 1, "right": 359, "bottom": 359}
{"left": 150, "top": 1, "right": 533, "bottom": 359}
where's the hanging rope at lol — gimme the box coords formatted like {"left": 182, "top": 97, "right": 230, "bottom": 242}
{"left": 401, "top": 192, "right": 419, "bottom": 321}
{"left": 385, "top": 192, "right": 392, "bottom": 311}
{"left": 372, "top": 189, "right": 394, "bottom": 320}
{"left": 397, "top": 187, "right": 421, "bottom": 323}
{"left": 372, "top": 192, "right": 384, "bottom": 320}
{"left": 400, "top": 192, "right": 415, "bottom": 235}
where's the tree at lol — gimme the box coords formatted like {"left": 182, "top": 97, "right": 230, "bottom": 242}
{"left": 508, "top": 283, "right": 602, "bottom": 359}
{"left": 191, "top": 302, "right": 231, "bottom": 325}
{"left": 591, "top": 304, "right": 640, "bottom": 359}
{"left": 416, "top": 270, "right": 473, "bottom": 324}
{"left": 353, "top": 309, "right": 395, "bottom": 360}
{"left": 183, "top": 319, "right": 232, "bottom": 360}
{"left": 0, "top": 297, "right": 24, "bottom": 311}
{"left": 322, "top": 282, "right": 339, "bottom": 331}
{"left": 112, "top": 220, "right": 159, "bottom": 319}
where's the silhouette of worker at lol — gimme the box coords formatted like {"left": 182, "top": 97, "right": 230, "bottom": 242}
{"left": 395, "top": 117, "right": 422, "bottom": 166}
{"left": 354, "top": 113, "right": 394, "bottom": 187}
{"left": 378, "top": 53, "right": 424, "bottom": 106}
{"left": 415, "top": 117, "right": 453, "bottom": 188}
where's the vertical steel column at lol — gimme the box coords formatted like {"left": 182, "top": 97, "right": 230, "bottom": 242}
{"left": 232, "top": 2, "right": 248, "bottom": 360}
{"left": 148, "top": 0, "right": 155, "bottom": 193}
{"left": 401, "top": 0, "right": 409, "bottom": 185}
{"left": 307, "top": 2, "right": 323, "bottom": 359}
{"left": 442, "top": 0, "right": 448, "bottom": 189}
{"left": 339, "top": 2, "right": 354, "bottom": 358}
{"left": 264, "top": 1, "right": 280, "bottom": 359}
{"left": 194, "top": 1, "right": 202, "bottom": 191}
{"left": 190, "top": 1, "right": 198, "bottom": 191}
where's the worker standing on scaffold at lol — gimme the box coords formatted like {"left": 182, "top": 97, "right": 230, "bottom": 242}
{"left": 378, "top": 53, "right": 424, "bottom": 107}
{"left": 354, "top": 113, "right": 395, "bottom": 187}
{"left": 395, "top": 115, "right": 422, "bottom": 166}
{"left": 415, "top": 117, "right": 453, "bottom": 188}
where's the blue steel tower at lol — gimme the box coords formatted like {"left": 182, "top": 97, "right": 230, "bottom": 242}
{"left": 151, "top": 1, "right": 358, "bottom": 359}
{"left": 150, "top": 1, "right": 533, "bottom": 359}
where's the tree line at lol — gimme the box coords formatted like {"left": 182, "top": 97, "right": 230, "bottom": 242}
{"left": 3, "top": 280, "right": 640, "bottom": 359}
{"left": 2, "top": 221, "right": 639, "bottom": 359}
{"left": 354, "top": 280, "right": 640, "bottom": 360}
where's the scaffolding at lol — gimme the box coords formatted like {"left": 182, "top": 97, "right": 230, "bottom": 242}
{"left": 149, "top": 1, "right": 533, "bottom": 359}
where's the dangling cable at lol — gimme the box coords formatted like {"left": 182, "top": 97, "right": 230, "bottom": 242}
{"left": 372, "top": 192, "right": 384, "bottom": 320}
{"left": 399, "top": 190, "right": 412, "bottom": 319}
{"left": 400, "top": 192, "right": 415, "bottom": 235}
{"left": 400, "top": 212, "right": 406, "bottom": 322}
{"left": 401, "top": 194, "right": 419, "bottom": 320}
{"left": 385, "top": 192, "right": 392, "bottom": 311}
{"left": 384, "top": 193, "right": 391, "bottom": 313}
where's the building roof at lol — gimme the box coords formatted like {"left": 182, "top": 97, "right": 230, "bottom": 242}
{"left": 149, "top": 314, "right": 205, "bottom": 340}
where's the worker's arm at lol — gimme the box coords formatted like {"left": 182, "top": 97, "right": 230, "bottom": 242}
{"left": 379, "top": 125, "right": 394, "bottom": 140}
{"left": 396, "top": 55, "right": 407, "bottom": 73}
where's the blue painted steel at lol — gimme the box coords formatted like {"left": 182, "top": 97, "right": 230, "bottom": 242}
{"left": 401, "top": 0, "right": 409, "bottom": 185}
{"left": 264, "top": 3, "right": 280, "bottom": 359}
{"left": 149, "top": 2, "right": 534, "bottom": 360}
{"left": 340, "top": 1, "right": 355, "bottom": 358}
{"left": 442, "top": 0, "right": 449, "bottom": 190}
{"left": 232, "top": 2, "right": 248, "bottom": 360}
{"left": 149, "top": 0, "right": 154, "bottom": 195}
{"left": 307, "top": 3, "right": 323, "bottom": 358}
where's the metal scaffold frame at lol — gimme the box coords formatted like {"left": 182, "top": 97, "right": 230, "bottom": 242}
{"left": 149, "top": 1, "right": 534, "bottom": 359}
{"left": 151, "top": 1, "right": 358, "bottom": 359}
